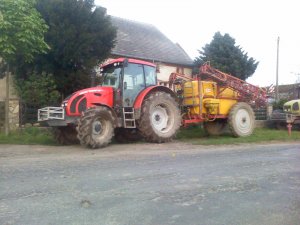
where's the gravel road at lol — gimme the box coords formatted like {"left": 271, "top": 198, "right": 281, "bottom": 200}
{"left": 0, "top": 141, "right": 300, "bottom": 225}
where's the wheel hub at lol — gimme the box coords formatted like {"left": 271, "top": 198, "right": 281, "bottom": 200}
{"left": 92, "top": 120, "right": 103, "bottom": 135}
{"left": 235, "top": 109, "right": 251, "bottom": 132}
{"left": 155, "top": 114, "right": 160, "bottom": 122}
{"left": 151, "top": 106, "right": 168, "bottom": 132}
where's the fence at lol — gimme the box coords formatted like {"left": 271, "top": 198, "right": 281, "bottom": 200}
{"left": 0, "top": 100, "right": 41, "bottom": 131}
{"left": 254, "top": 107, "right": 268, "bottom": 120}
{"left": 19, "top": 102, "right": 40, "bottom": 126}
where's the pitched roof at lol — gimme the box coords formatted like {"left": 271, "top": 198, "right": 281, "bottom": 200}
{"left": 110, "top": 16, "right": 193, "bottom": 66}
{"left": 278, "top": 83, "right": 300, "bottom": 93}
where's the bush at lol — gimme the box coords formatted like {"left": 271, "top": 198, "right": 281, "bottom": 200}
{"left": 272, "top": 98, "right": 288, "bottom": 110}
{"left": 15, "top": 73, "right": 60, "bottom": 108}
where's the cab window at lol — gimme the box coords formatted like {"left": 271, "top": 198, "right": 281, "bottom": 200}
{"left": 101, "top": 66, "right": 121, "bottom": 88}
{"left": 292, "top": 102, "right": 299, "bottom": 111}
{"left": 123, "top": 63, "right": 145, "bottom": 90}
{"left": 145, "top": 65, "right": 157, "bottom": 86}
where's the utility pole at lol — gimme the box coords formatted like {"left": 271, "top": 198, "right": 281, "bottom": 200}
{"left": 5, "top": 64, "right": 10, "bottom": 135}
{"left": 275, "top": 36, "right": 280, "bottom": 102}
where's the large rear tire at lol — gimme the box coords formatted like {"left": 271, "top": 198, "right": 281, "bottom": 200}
{"left": 228, "top": 102, "right": 255, "bottom": 137}
{"left": 137, "top": 92, "right": 181, "bottom": 143}
{"left": 76, "top": 107, "right": 115, "bottom": 149}
{"left": 53, "top": 126, "right": 79, "bottom": 145}
{"left": 203, "top": 119, "right": 227, "bottom": 136}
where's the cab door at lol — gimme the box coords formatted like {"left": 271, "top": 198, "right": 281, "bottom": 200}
{"left": 122, "top": 63, "right": 145, "bottom": 107}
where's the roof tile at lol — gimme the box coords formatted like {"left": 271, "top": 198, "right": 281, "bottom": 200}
{"left": 110, "top": 16, "right": 193, "bottom": 66}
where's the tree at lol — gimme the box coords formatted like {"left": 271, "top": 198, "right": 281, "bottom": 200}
{"left": 0, "top": 0, "right": 49, "bottom": 134}
{"left": 0, "top": 0, "right": 49, "bottom": 65}
{"left": 195, "top": 32, "right": 258, "bottom": 80}
{"left": 30, "top": 0, "right": 117, "bottom": 97}
{"left": 15, "top": 73, "right": 60, "bottom": 108}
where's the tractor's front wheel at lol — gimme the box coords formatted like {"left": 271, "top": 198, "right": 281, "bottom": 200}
{"left": 228, "top": 102, "right": 255, "bottom": 137}
{"left": 76, "top": 107, "right": 115, "bottom": 149}
{"left": 137, "top": 92, "right": 181, "bottom": 143}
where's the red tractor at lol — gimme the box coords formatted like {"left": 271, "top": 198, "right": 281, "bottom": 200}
{"left": 38, "top": 58, "right": 181, "bottom": 148}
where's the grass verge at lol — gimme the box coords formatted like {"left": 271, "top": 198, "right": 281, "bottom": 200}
{"left": 176, "top": 125, "right": 300, "bottom": 145}
{"left": 0, "top": 126, "right": 299, "bottom": 146}
{"left": 0, "top": 127, "right": 56, "bottom": 145}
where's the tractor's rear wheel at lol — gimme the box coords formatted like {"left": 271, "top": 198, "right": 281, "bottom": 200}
{"left": 76, "top": 107, "right": 115, "bottom": 149}
{"left": 228, "top": 102, "right": 255, "bottom": 137}
{"left": 53, "top": 126, "right": 79, "bottom": 145}
{"left": 137, "top": 92, "right": 181, "bottom": 143}
{"left": 203, "top": 119, "right": 227, "bottom": 136}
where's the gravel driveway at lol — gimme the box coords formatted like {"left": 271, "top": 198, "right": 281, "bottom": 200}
{"left": 1, "top": 141, "right": 300, "bottom": 225}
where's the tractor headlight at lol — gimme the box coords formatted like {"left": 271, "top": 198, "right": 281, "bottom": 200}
{"left": 61, "top": 102, "right": 68, "bottom": 108}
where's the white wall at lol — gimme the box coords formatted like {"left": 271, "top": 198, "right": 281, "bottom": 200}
{"left": 157, "top": 63, "right": 192, "bottom": 82}
{"left": 184, "top": 67, "right": 192, "bottom": 76}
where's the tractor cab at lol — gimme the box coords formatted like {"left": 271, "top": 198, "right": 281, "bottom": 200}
{"left": 38, "top": 57, "right": 181, "bottom": 149}
{"left": 100, "top": 58, "right": 157, "bottom": 107}
{"left": 283, "top": 99, "right": 300, "bottom": 114}
{"left": 283, "top": 99, "right": 300, "bottom": 129}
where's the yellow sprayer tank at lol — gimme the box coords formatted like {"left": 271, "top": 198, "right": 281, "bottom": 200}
{"left": 183, "top": 80, "right": 238, "bottom": 116}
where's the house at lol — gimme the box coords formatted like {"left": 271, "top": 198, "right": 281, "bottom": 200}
{"left": 267, "top": 83, "right": 300, "bottom": 101}
{"left": 277, "top": 83, "right": 300, "bottom": 100}
{"left": 109, "top": 16, "right": 194, "bottom": 85}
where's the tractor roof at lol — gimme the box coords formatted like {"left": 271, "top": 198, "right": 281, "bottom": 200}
{"left": 284, "top": 99, "right": 300, "bottom": 106}
{"left": 102, "top": 58, "right": 156, "bottom": 68}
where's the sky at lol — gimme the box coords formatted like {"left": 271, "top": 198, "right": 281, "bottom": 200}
{"left": 95, "top": 0, "right": 300, "bottom": 87}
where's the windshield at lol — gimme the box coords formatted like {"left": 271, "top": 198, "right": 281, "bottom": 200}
{"left": 101, "top": 65, "right": 122, "bottom": 88}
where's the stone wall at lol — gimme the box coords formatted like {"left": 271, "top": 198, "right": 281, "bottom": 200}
{"left": 0, "top": 101, "right": 4, "bottom": 132}
{"left": 0, "top": 73, "right": 20, "bottom": 131}
{"left": 8, "top": 99, "right": 20, "bottom": 130}
{"left": 255, "top": 120, "right": 269, "bottom": 128}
